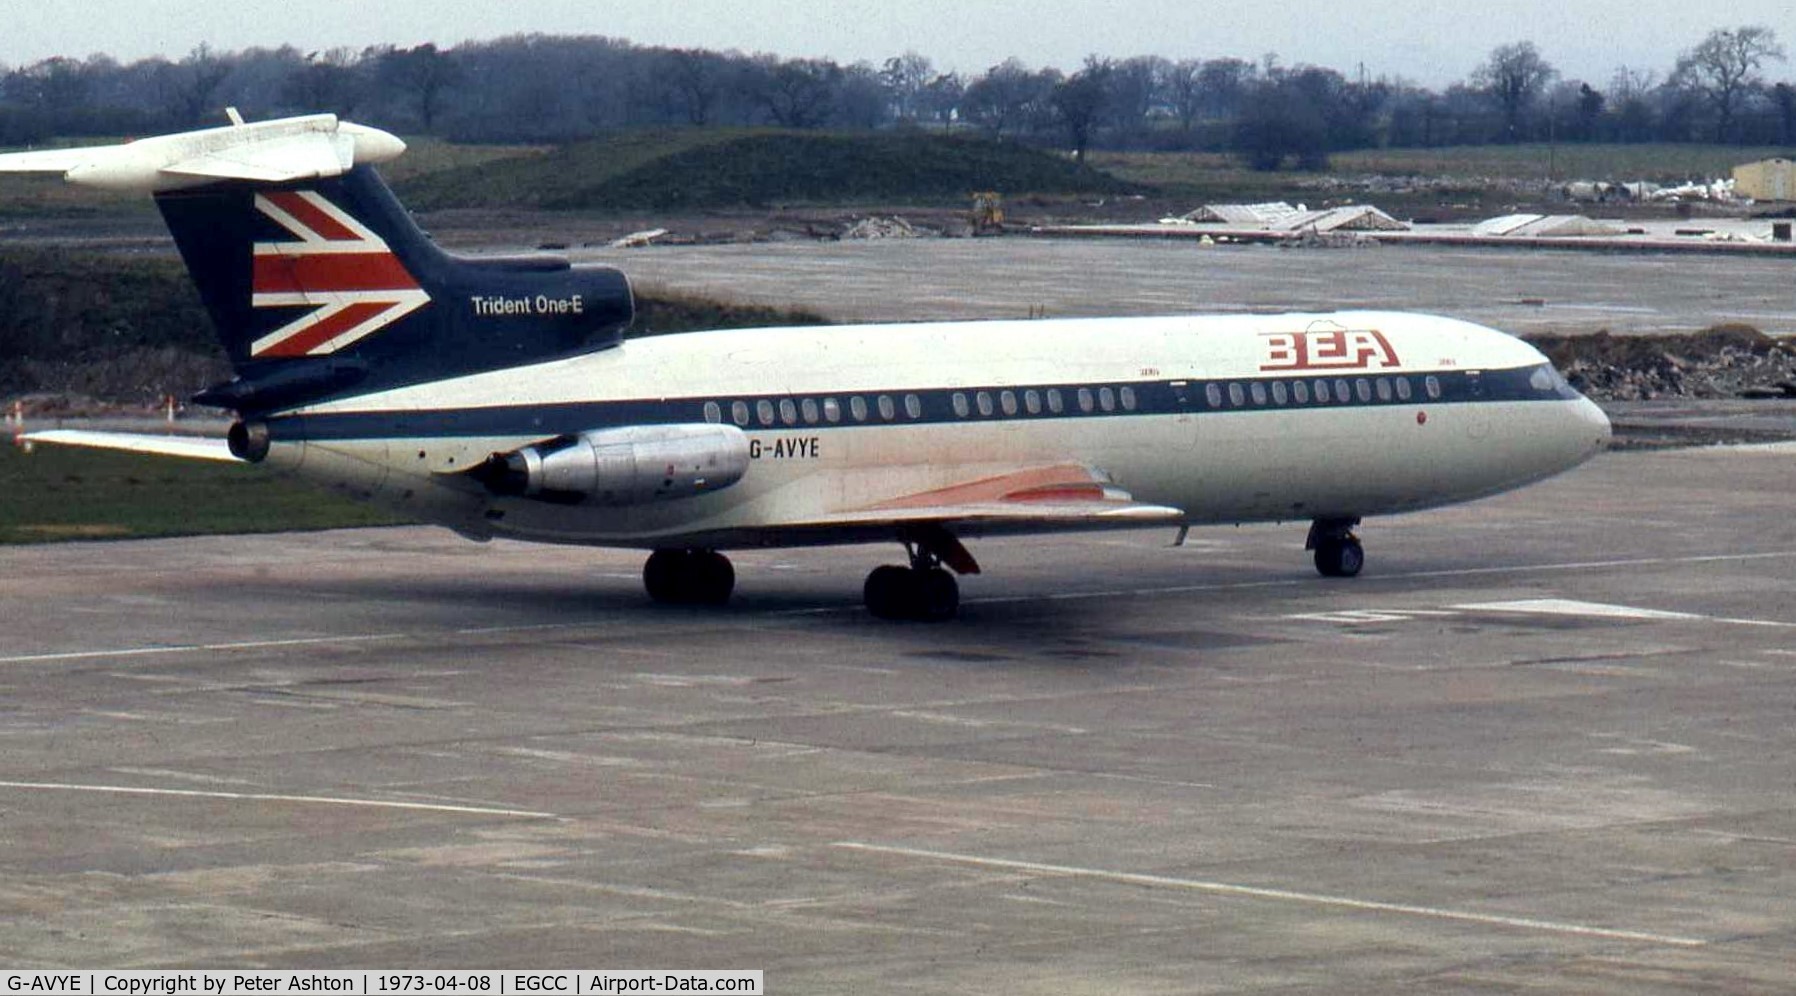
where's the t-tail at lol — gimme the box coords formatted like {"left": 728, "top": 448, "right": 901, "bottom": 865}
{"left": 0, "top": 112, "right": 633, "bottom": 415}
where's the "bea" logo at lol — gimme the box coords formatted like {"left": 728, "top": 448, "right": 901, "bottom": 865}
{"left": 1260, "top": 328, "right": 1400, "bottom": 371}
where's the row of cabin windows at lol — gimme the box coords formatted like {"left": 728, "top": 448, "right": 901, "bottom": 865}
{"left": 1205, "top": 374, "right": 1442, "bottom": 409}
{"left": 697, "top": 376, "right": 1437, "bottom": 428}
{"left": 701, "top": 385, "right": 1141, "bottom": 428}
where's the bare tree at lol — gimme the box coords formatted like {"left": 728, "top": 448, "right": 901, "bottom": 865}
{"left": 1673, "top": 25, "right": 1786, "bottom": 142}
{"left": 1472, "top": 41, "right": 1557, "bottom": 141}
{"left": 659, "top": 48, "right": 729, "bottom": 125}
{"left": 1053, "top": 57, "right": 1112, "bottom": 160}
{"left": 749, "top": 56, "right": 842, "bottom": 128}
{"left": 880, "top": 51, "right": 933, "bottom": 122}
{"left": 1608, "top": 66, "right": 1659, "bottom": 142}
{"left": 375, "top": 43, "right": 459, "bottom": 133}
{"left": 962, "top": 58, "right": 1058, "bottom": 139}
{"left": 1164, "top": 59, "right": 1205, "bottom": 133}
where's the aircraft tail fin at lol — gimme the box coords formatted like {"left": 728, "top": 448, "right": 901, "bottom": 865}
{"left": 156, "top": 166, "right": 633, "bottom": 413}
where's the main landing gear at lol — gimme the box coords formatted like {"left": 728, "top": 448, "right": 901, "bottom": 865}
{"left": 1307, "top": 517, "right": 1364, "bottom": 578}
{"left": 864, "top": 525, "right": 980, "bottom": 622}
{"left": 643, "top": 548, "right": 735, "bottom": 605}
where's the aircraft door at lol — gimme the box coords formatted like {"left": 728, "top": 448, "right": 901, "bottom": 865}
{"left": 1465, "top": 371, "right": 1492, "bottom": 440}
{"left": 1168, "top": 379, "right": 1202, "bottom": 449}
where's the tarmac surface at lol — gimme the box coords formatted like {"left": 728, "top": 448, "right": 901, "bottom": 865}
{"left": 580, "top": 237, "right": 1796, "bottom": 337}
{"left": 2, "top": 444, "right": 1794, "bottom": 991}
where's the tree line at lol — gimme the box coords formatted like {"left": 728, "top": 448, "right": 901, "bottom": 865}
{"left": 1, "top": 26, "right": 1789, "bottom": 169}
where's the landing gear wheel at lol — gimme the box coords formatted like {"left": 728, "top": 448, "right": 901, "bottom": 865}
{"left": 1314, "top": 536, "right": 1365, "bottom": 578}
{"left": 864, "top": 565, "right": 913, "bottom": 620}
{"left": 643, "top": 549, "right": 735, "bottom": 605}
{"left": 917, "top": 567, "right": 959, "bottom": 621}
{"left": 863, "top": 565, "right": 960, "bottom": 621}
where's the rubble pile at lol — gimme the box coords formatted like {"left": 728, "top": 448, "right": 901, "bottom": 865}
{"left": 840, "top": 216, "right": 922, "bottom": 240}
{"left": 1529, "top": 326, "right": 1796, "bottom": 401}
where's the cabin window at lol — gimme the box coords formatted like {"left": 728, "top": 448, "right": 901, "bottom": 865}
{"left": 1424, "top": 375, "right": 1442, "bottom": 400}
{"left": 1313, "top": 379, "right": 1331, "bottom": 403}
{"left": 822, "top": 397, "right": 841, "bottom": 423}
{"left": 731, "top": 400, "right": 751, "bottom": 426}
{"left": 1075, "top": 388, "right": 1093, "bottom": 412}
{"left": 1000, "top": 390, "right": 1018, "bottom": 415}
{"left": 1355, "top": 379, "right": 1372, "bottom": 403}
{"left": 1376, "top": 377, "right": 1393, "bottom": 402}
{"left": 801, "top": 398, "right": 819, "bottom": 424}
{"left": 1270, "top": 381, "right": 1288, "bottom": 405}
{"left": 1291, "top": 380, "right": 1309, "bottom": 403}
{"left": 1098, "top": 387, "right": 1116, "bottom": 411}
{"left": 878, "top": 395, "right": 896, "bottom": 420}
{"left": 702, "top": 401, "right": 721, "bottom": 424}
{"left": 1227, "top": 383, "right": 1245, "bottom": 407}
{"left": 952, "top": 392, "right": 969, "bottom": 418}
{"left": 1395, "top": 378, "right": 1412, "bottom": 401}
{"left": 779, "top": 399, "right": 798, "bottom": 425}
{"left": 1119, "top": 386, "right": 1137, "bottom": 411}
{"left": 850, "top": 396, "right": 868, "bottom": 421}
{"left": 1024, "top": 389, "right": 1041, "bottom": 414}
{"left": 1249, "top": 383, "right": 1266, "bottom": 406}
{"left": 1335, "top": 379, "right": 1351, "bottom": 403}
{"left": 1206, "top": 383, "right": 1223, "bottom": 408}
{"left": 756, "top": 399, "right": 776, "bottom": 425}
{"left": 1047, "top": 389, "right": 1065, "bottom": 413}
{"left": 976, "top": 391, "right": 994, "bottom": 416}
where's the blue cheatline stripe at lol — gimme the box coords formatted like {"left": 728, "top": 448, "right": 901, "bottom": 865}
{"left": 270, "top": 363, "right": 1582, "bottom": 442}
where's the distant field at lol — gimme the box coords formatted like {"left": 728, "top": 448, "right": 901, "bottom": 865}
{"left": 0, "top": 442, "right": 406, "bottom": 544}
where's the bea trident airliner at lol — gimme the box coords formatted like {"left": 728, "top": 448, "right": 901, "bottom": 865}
{"left": 2, "top": 113, "right": 1610, "bottom": 620}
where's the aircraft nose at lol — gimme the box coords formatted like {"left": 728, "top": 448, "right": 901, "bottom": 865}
{"left": 1580, "top": 396, "right": 1611, "bottom": 451}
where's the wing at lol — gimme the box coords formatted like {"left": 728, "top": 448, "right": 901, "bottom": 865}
{"left": 159, "top": 131, "right": 351, "bottom": 184}
{"left": 801, "top": 463, "right": 1183, "bottom": 530}
{"left": 0, "top": 147, "right": 108, "bottom": 173}
{"left": 19, "top": 430, "right": 241, "bottom": 463}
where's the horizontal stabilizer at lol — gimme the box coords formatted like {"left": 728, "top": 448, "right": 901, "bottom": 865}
{"left": 160, "top": 131, "right": 353, "bottom": 184}
{"left": 19, "top": 430, "right": 241, "bottom": 463}
{"left": 0, "top": 113, "right": 402, "bottom": 193}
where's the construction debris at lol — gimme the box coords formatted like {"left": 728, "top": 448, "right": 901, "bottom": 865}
{"left": 609, "top": 228, "right": 668, "bottom": 248}
{"left": 1169, "top": 202, "right": 1408, "bottom": 233}
{"left": 1528, "top": 326, "right": 1796, "bottom": 401}
{"left": 841, "top": 216, "right": 921, "bottom": 240}
{"left": 1473, "top": 214, "right": 1625, "bottom": 238}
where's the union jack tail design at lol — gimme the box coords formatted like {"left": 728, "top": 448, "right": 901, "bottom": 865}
{"left": 153, "top": 165, "right": 633, "bottom": 411}
{"left": 249, "top": 190, "right": 430, "bottom": 358}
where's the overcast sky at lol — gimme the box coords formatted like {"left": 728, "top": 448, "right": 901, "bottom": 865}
{"left": 6, "top": 0, "right": 1794, "bottom": 87}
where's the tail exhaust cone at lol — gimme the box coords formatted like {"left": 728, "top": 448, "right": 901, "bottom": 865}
{"left": 227, "top": 420, "right": 270, "bottom": 462}
{"left": 473, "top": 424, "right": 750, "bottom": 506}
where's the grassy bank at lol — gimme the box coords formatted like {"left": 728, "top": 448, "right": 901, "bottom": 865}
{"left": 401, "top": 129, "right": 1139, "bottom": 211}
{"left": 0, "top": 442, "right": 406, "bottom": 544}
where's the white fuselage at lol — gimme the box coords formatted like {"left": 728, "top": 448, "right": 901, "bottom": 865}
{"left": 258, "top": 310, "right": 1611, "bottom": 548}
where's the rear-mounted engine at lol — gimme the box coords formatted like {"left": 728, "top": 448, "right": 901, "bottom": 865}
{"left": 472, "top": 424, "right": 750, "bottom": 506}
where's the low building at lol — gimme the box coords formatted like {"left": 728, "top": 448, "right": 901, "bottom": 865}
{"left": 1733, "top": 158, "right": 1795, "bottom": 201}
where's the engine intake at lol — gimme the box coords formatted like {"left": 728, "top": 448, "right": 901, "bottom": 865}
{"left": 475, "top": 424, "right": 750, "bottom": 506}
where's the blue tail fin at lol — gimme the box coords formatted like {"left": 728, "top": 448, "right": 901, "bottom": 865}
{"left": 154, "top": 166, "right": 632, "bottom": 413}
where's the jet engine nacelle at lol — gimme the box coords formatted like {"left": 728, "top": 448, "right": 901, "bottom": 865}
{"left": 476, "top": 424, "right": 750, "bottom": 506}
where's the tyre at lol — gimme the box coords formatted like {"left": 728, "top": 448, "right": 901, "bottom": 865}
{"left": 643, "top": 549, "right": 692, "bottom": 603}
{"left": 864, "top": 565, "right": 913, "bottom": 619}
{"left": 1314, "top": 537, "right": 1365, "bottom": 578}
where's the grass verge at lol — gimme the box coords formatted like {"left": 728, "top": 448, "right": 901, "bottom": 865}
{"left": 0, "top": 442, "right": 407, "bottom": 544}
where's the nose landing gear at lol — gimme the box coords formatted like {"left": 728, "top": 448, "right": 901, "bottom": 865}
{"left": 1307, "top": 517, "right": 1364, "bottom": 578}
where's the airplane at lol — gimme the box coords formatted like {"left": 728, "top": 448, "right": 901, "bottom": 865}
{"left": 3, "top": 112, "right": 1612, "bottom": 620}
